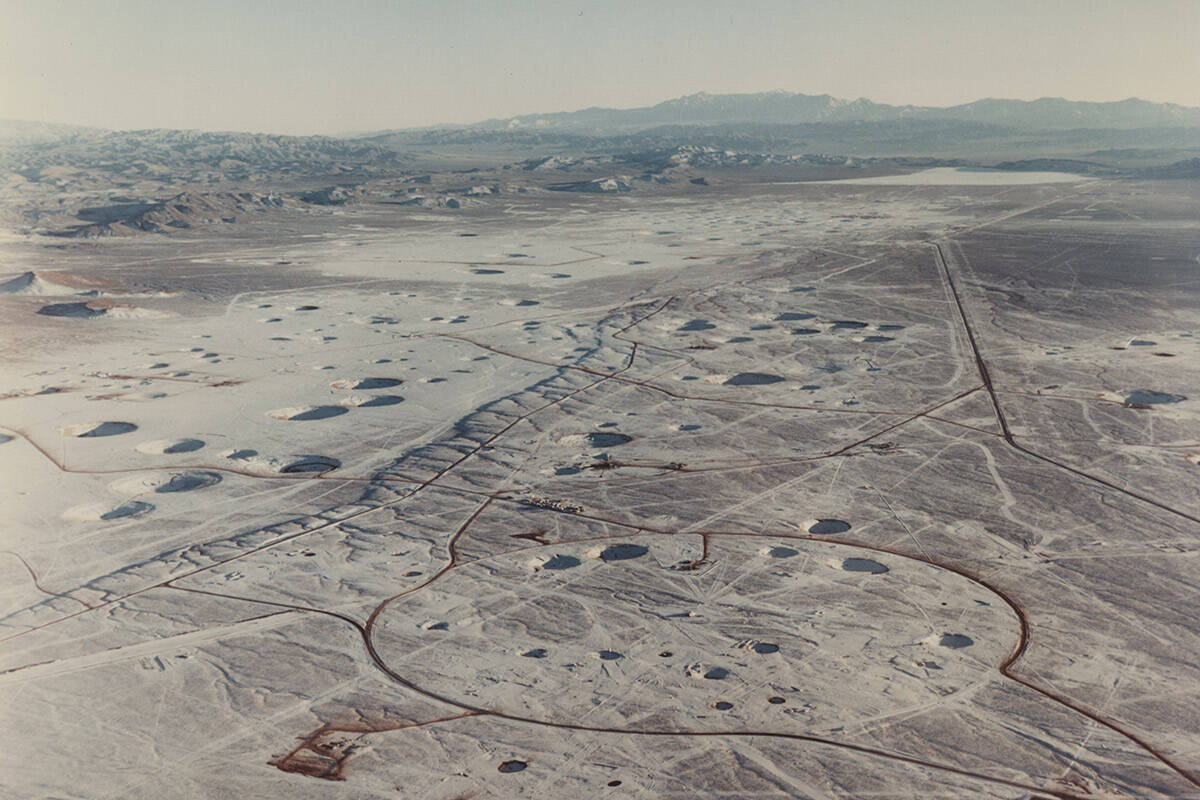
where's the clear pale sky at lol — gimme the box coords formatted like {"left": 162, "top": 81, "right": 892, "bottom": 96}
{"left": 3, "top": 0, "right": 1197, "bottom": 135}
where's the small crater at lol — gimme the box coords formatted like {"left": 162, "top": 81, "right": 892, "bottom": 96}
{"left": 135, "top": 438, "right": 204, "bottom": 454}
{"left": 939, "top": 633, "right": 974, "bottom": 649}
{"left": 598, "top": 543, "right": 649, "bottom": 562}
{"left": 685, "top": 663, "right": 730, "bottom": 680}
{"left": 808, "top": 519, "right": 851, "bottom": 534}
{"left": 498, "top": 760, "right": 527, "bottom": 773}
{"left": 62, "top": 421, "right": 138, "bottom": 438}
{"left": 293, "top": 305, "right": 319, "bottom": 311}
{"left": 156, "top": 471, "right": 222, "bottom": 493}
{"left": 1124, "top": 389, "right": 1185, "bottom": 405}
{"left": 832, "top": 321, "right": 868, "bottom": 330}
{"left": 341, "top": 394, "right": 405, "bottom": 407}
{"left": 767, "top": 696, "right": 786, "bottom": 705}
{"left": 841, "top": 557, "right": 888, "bottom": 574}
{"left": 102, "top": 501, "right": 152, "bottom": 520}
{"left": 37, "top": 301, "right": 112, "bottom": 318}
{"left": 556, "top": 432, "right": 633, "bottom": 448}
{"left": 595, "top": 650, "right": 623, "bottom": 661}
{"left": 540, "top": 554, "right": 581, "bottom": 570}
{"left": 712, "top": 701, "right": 734, "bottom": 710}
{"left": 281, "top": 456, "right": 341, "bottom": 474}
{"left": 267, "top": 406, "right": 350, "bottom": 421}
{"left": 330, "top": 377, "right": 403, "bottom": 390}
{"left": 723, "top": 372, "right": 784, "bottom": 386}
{"left": 64, "top": 500, "right": 154, "bottom": 522}
{"left": 521, "top": 648, "right": 548, "bottom": 658}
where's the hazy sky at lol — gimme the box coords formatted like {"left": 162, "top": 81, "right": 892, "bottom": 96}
{"left": 3, "top": 0, "right": 1197, "bottom": 135}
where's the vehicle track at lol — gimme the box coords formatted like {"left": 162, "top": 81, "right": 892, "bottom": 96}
{"left": 930, "top": 239, "right": 1200, "bottom": 790}
{"left": 931, "top": 240, "right": 1200, "bottom": 527}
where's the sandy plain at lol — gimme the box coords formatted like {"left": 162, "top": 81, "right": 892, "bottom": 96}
{"left": 1, "top": 171, "right": 1199, "bottom": 799}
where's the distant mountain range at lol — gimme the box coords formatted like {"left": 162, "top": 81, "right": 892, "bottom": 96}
{"left": 7, "top": 92, "right": 1198, "bottom": 145}
{"left": 4, "top": 92, "right": 1200, "bottom": 187}
{"left": 461, "top": 91, "right": 1200, "bottom": 134}
{"left": 0, "top": 122, "right": 404, "bottom": 180}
